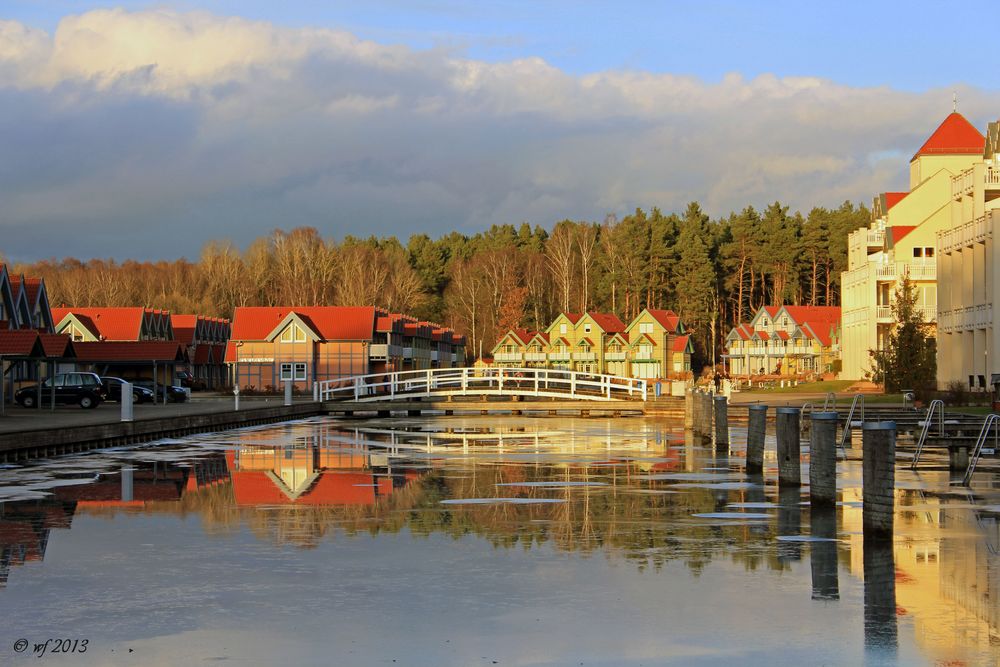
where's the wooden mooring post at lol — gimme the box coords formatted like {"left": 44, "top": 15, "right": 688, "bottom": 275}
{"left": 862, "top": 422, "right": 896, "bottom": 538}
{"left": 810, "top": 411, "right": 838, "bottom": 506}
{"left": 776, "top": 407, "right": 801, "bottom": 486}
{"left": 714, "top": 395, "right": 728, "bottom": 448}
{"left": 746, "top": 405, "right": 767, "bottom": 474}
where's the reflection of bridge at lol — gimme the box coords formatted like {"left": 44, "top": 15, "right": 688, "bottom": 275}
{"left": 317, "top": 367, "right": 648, "bottom": 403}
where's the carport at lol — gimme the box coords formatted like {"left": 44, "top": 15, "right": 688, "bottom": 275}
{"left": 0, "top": 331, "right": 77, "bottom": 416}
{"left": 71, "top": 341, "right": 188, "bottom": 404}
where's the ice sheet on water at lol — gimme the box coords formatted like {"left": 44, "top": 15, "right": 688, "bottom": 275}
{"left": 692, "top": 512, "right": 772, "bottom": 520}
{"left": 440, "top": 498, "right": 567, "bottom": 505}
{"left": 671, "top": 482, "right": 762, "bottom": 490}
{"left": 495, "top": 481, "right": 608, "bottom": 488}
{"left": 775, "top": 536, "right": 840, "bottom": 542}
{"left": 641, "top": 472, "right": 741, "bottom": 481}
{"left": 0, "top": 487, "right": 52, "bottom": 502}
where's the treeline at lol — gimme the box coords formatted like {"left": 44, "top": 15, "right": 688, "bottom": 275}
{"left": 13, "top": 200, "right": 868, "bottom": 365}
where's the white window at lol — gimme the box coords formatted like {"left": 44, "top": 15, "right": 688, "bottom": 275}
{"left": 584, "top": 324, "right": 592, "bottom": 333}
{"left": 560, "top": 323, "right": 567, "bottom": 334}
{"left": 280, "top": 323, "right": 307, "bottom": 343}
{"left": 639, "top": 323, "right": 653, "bottom": 334}
{"left": 279, "top": 362, "right": 307, "bottom": 381}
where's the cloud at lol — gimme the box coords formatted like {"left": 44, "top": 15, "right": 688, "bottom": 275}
{"left": 0, "top": 8, "right": 997, "bottom": 260}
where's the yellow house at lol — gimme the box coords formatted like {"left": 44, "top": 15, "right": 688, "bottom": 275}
{"left": 726, "top": 305, "right": 840, "bottom": 377}
{"left": 937, "top": 118, "right": 1000, "bottom": 389}
{"left": 841, "top": 112, "right": 985, "bottom": 380}
{"left": 622, "top": 308, "right": 691, "bottom": 379}
{"left": 489, "top": 309, "right": 691, "bottom": 379}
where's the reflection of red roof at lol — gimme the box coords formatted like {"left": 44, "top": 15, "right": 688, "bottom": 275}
{"left": 885, "top": 192, "right": 908, "bottom": 210}
{"left": 230, "top": 306, "right": 377, "bottom": 341}
{"left": 889, "top": 226, "right": 917, "bottom": 244}
{"left": 231, "top": 471, "right": 377, "bottom": 506}
{"left": 775, "top": 331, "right": 790, "bottom": 340}
{"left": 913, "top": 112, "right": 985, "bottom": 160}
{"left": 72, "top": 341, "right": 185, "bottom": 362}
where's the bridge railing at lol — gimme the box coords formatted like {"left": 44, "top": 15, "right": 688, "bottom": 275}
{"left": 317, "top": 367, "right": 647, "bottom": 403}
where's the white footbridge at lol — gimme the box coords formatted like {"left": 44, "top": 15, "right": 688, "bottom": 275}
{"left": 317, "top": 367, "right": 648, "bottom": 403}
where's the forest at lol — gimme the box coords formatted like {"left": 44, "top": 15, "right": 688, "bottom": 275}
{"left": 9, "top": 200, "right": 869, "bottom": 367}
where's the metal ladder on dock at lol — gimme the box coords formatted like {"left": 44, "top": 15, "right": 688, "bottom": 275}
{"left": 963, "top": 414, "right": 1000, "bottom": 485}
{"left": 910, "top": 399, "right": 945, "bottom": 470}
{"left": 839, "top": 394, "right": 865, "bottom": 451}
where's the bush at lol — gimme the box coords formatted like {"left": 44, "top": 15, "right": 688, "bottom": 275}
{"left": 945, "top": 380, "right": 967, "bottom": 407}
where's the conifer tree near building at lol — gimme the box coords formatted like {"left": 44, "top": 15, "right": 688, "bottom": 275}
{"left": 866, "top": 275, "right": 936, "bottom": 395}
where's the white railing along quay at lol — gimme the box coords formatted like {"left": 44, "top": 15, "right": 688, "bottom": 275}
{"left": 317, "top": 367, "right": 648, "bottom": 403}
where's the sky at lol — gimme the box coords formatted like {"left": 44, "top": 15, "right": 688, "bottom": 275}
{"left": 1, "top": 1, "right": 999, "bottom": 261}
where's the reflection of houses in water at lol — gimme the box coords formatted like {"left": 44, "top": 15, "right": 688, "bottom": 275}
{"left": 840, "top": 485, "right": 1000, "bottom": 661}
{"left": 0, "top": 499, "right": 74, "bottom": 588}
{"left": 53, "top": 456, "right": 231, "bottom": 508}
{"left": 0, "top": 455, "right": 229, "bottom": 588}
{"left": 228, "top": 439, "right": 421, "bottom": 507}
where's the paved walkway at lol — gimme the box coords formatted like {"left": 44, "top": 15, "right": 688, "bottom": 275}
{"left": 0, "top": 396, "right": 317, "bottom": 434}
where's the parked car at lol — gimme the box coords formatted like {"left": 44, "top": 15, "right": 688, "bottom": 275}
{"left": 15, "top": 372, "right": 106, "bottom": 409}
{"left": 100, "top": 376, "right": 155, "bottom": 404}
{"left": 129, "top": 379, "right": 189, "bottom": 403}
{"left": 175, "top": 370, "right": 206, "bottom": 390}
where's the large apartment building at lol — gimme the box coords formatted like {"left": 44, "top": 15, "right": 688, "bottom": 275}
{"left": 840, "top": 112, "right": 985, "bottom": 380}
{"left": 491, "top": 309, "right": 691, "bottom": 379}
{"left": 937, "top": 120, "right": 1000, "bottom": 389}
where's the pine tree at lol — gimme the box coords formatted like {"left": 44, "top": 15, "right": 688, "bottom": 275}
{"left": 867, "top": 275, "right": 936, "bottom": 395}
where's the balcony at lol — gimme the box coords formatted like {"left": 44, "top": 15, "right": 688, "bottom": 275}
{"left": 940, "top": 215, "right": 991, "bottom": 254}
{"left": 876, "top": 306, "right": 892, "bottom": 322}
{"left": 494, "top": 352, "right": 523, "bottom": 363}
{"left": 606, "top": 351, "right": 627, "bottom": 361}
{"left": 549, "top": 352, "right": 571, "bottom": 361}
{"left": 574, "top": 351, "right": 596, "bottom": 361}
{"left": 525, "top": 352, "right": 547, "bottom": 362}
{"left": 369, "top": 343, "right": 404, "bottom": 360}
{"left": 866, "top": 230, "right": 885, "bottom": 247}
{"left": 952, "top": 165, "right": 1000, "bottom": 198}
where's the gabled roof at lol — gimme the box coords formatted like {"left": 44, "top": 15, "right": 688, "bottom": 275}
{"left": 563, "top": 312, "right": 584, "bottom": 324}
{"left": 912, "top": 112, "right": 986, "bottom": 160}
{"left": 72, "top": 341, "right": 186, "bottom": 362}
{"left": 577, "top": 337, "right": 594, "bottom": 347}
{"left": 38, "top": 334, "right": 74, "bottom": 358}
{"left": 775, "top": 330, "right": 790, "bottom": 341}
{"left": 607, "top": 332, "right": 630, "bottom": 345}
{"left": 266, "top": 312, "right": 323, "bottom": 342}
{"left": 583, "top": 312, "right": 626, "bottom": 334}
{"left": 888, "top": 226, "right": 917, "bottom": 245}
{"left": 672, "top": 334, "right": 692, "bottom": 353}
{"left": 51, "top": 307, "right": 151, "bottom": 341}
{"left": 0, "top": 330, "right": 46, "bottom": 356}
{"left": 644, "top": 309, "right": 682, "bottom": 333}
{"left": 527, "top": 332, "right": 549, "bottom": 345}
{"left": 885, "top": 192, "right": 908, "bottom": 210}
{"left": 171, "top": 315, "right": 199, "bottom": 345}
{"left": 230, "top": 306, "right": 378, "bottom": 341}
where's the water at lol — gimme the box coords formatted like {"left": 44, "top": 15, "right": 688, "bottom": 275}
{"left": 0, "top": 415, "right": 998, "bottom": 665}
